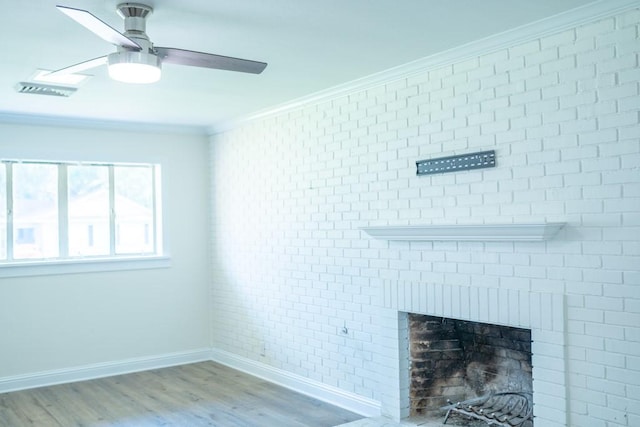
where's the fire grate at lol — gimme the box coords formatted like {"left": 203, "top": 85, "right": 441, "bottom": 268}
{"left": 442, "top": 391, "right": 533, "bottom": 427}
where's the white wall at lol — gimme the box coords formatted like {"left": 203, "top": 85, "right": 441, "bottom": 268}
{"left": 210, "top": 7, "right": 640, "bottom": 426}
{"left": 0, "top": 121, "right": 211, "bottom": 382}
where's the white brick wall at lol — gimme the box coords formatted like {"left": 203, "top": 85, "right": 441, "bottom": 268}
{"left": 210, "top": 8, "right": 640, "bottom": 426}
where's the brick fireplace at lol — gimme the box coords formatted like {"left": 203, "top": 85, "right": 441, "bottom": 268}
{"left": 377, "top": 280, "right": 567, "bottom": 427}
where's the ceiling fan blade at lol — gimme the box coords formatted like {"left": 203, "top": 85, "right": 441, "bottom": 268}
{"left": 56, "top": 5, "right": 141, "bottom": 50}
{"left": 45, "top": 56, "right": 108, "bottom": 77}
{"left": 155, "top": 47, "right": 267, "bottom": 74}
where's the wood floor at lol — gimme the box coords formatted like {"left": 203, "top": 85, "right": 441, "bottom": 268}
{"left": 0, "top": 361, "right": 363, "bottom": 427}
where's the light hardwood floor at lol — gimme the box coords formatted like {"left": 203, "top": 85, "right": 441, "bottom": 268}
{"left": 0, "top": 361, "right": 363, "bottom": 427}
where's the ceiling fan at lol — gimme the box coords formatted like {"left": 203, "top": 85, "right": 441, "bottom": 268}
{"left": 47, "top": 3, "right": 267, "bottom": 84}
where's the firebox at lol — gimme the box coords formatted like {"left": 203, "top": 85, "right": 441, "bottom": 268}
{"left": 408, "top": 314, "right": 533, "bottom": 425}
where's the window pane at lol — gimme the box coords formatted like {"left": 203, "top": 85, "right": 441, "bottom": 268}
{"left": 114, "top": 166, "right": 154, "bottom": 254}
{"left": 13, "top": 163, "right": 59, "bottom": 259}
{"left": 0, "top": 164, "right": 6, "bottom": 260}
{"left": 68, "top": 165, "right": 110, "bottom": 256}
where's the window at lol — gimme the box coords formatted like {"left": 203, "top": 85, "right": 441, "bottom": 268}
{"left": 0, "top": 160, "right": 162, "bottom": 264}
{"left": 12, "top": 162, "right": 58, "bottom": 259}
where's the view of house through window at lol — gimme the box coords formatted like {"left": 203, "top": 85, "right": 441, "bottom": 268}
{"left": 0, "top": 160, "right": 161, "bottom": 262}
{"left": 115, "top": 165, "right": 155, "bottom": 254}
{"left": 68, "top": 164, "right": 110, "bottom": 257}
{"left": 13, "top": 162, "right": 59, "bottom": 259}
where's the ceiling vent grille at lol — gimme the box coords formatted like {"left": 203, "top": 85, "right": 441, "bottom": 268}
{"left": 15, "top": 82, "right": 77, "bottom": 97}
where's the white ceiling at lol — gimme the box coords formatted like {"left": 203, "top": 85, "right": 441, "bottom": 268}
{"left": 0, "top": 0, "right": 600, "bottom": 131}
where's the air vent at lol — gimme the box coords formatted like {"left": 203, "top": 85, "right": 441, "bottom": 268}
{"left": 15, "top": 82, "right": 77, "bottom": 97}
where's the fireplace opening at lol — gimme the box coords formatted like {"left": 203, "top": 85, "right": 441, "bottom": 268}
{"left": 409, "top": 313, "right": 533, "bottom": 425}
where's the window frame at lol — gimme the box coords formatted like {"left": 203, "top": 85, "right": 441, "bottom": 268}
{"left": 0, "top": 159, "right": 168, "bottom": 277}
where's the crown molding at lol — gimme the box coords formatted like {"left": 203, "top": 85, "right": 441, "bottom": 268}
{"left": 209, "top": 0, "right": 640, "bottom": 135}
{"left": 0, "top": 111, "right": 208, "bottom": 136}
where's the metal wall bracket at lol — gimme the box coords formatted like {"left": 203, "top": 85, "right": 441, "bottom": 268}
{"left": 416, "top": 150, "right": 496, "bottom": 176}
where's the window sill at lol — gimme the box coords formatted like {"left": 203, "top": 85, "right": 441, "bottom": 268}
{"left": 0, "top": 255, "right": 171, "bottom": 278}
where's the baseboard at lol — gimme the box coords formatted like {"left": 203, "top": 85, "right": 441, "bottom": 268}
{"left": 0, "top": 348, "right": 211, "bottom": 394}
{"left": 1, "top": 347, "right": 382, "bottom": 418}
{"left": 210, "top": 348, "right": 381, "bottom": 418}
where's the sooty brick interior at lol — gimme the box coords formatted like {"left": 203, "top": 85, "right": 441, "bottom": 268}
{"left": 409, "top": 314, "right": 532, "bottom": 416}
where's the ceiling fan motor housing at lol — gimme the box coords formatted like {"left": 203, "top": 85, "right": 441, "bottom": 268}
{"left": 117, "top": 3, "right": 154, "bottom": 52}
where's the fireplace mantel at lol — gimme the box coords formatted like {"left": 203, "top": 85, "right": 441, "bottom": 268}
{"left": 360, "top": 223, "right": 565, "bottom": 241}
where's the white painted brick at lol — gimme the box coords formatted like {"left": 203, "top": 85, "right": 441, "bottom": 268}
{"left": 541, "top": 28, "right": 577, "bottom": 48}
{"left": 605, "top": 311, "right": 640, "bottom": 328}
{"left": 495, "top": 81, "right": 525, "bottom": 97}
{"left": 495, "top": 56, "right": 525, "bottom": 73}
{"left": 466, "top": 64, "right": 496, "bottom": 81}
{"left": 541, "top": 56, "right": 576, "bottom": 73}
{"left": 526, "top": 47, "right": 560, "bottom": 66}
{"left": 577, "top": 17, "right": 616, "bottom": 38}
{"left": 430, "top": 108, "right": 455, "bottom": 122}
{"left": 618, "top": 64, "right": 640, "bottom": 84}
{"left": 576, "top": 46, "right": 616, "bottom": 67}
{"left": 210, "top": 8, "right": 640, "bottom": 424}
{"left": 525, "top": 72, "right": 559, "bottom": 91}
{"left": 543, "top": 81, "right": 578, "bottom": 98}
{"left": 598, "top": 82, "right": 638, "bottom": 101}
{"left": 559, "top": 63, "right": 597, "bottom": 84}
{"left": 589, "top": 346, "right": 628, "bottom": 371}
{"left": 495, "top": 105, "right": 526, "bottom": 122}
{"left": 578, "top": 100, "right": 618, "bottom": 119}
{"left": 453, "top": 57, "right": 479, "bottom": 74}
{"left": 599, "top": 53, "right": 638, "bottom": 75}
{"left": 582, "top": 156, "right": 621, "bottom": 172}
{"left": 467, "top": 111, "right": 495, "bottom": 126}
{"left": 508, "top": 39, "right": 541, "bottom": 57}
{"left": 428, "top": 64, "right": 453, "bottom": 80}
{"left": 480, "top": 120, "right": 509, "bottom": 134}
{"left": 544, "top": 160, "right": 580, "bottom": 175}
{"left": 481, "top": 73, "right": 510, "bottom": 90}
{"left": 570, "top": 414, "right": 606, "bottom": 427}
{"left": 598, "top": 110, "right": 639, "bottom": 129}
{"left": 570, "top": 386, "right": 607, "bottom": 406}
{"left": 616, "top": 8, "right": 640, "bottom": 27}
{"left": 480, "top": 49, "right": 509, "bottom": 66}
{"left": 542, "top": 107, "right": 578, "bottom": 124}
{"left": 618, "top": 94, "right": 640, "bottom": 112}
{"left": 588, "top": 402, "right": 637, "bottom": 425}
{"left": 597, "top": 25, "right": 637, "bottom": 47}
{"left": 452, "top": 82, "right": 480, "bottom": 102}
{"left": 560, "top": 37, "right": 597, "bottom": 58}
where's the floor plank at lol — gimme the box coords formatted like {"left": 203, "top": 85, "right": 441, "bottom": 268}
{"left": 0, "top": 361, "right": 363, "bottom": 427}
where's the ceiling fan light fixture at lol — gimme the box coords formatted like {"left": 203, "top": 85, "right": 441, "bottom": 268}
{"left": 108, "top": 51, "right": 161, "bottom": 84}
